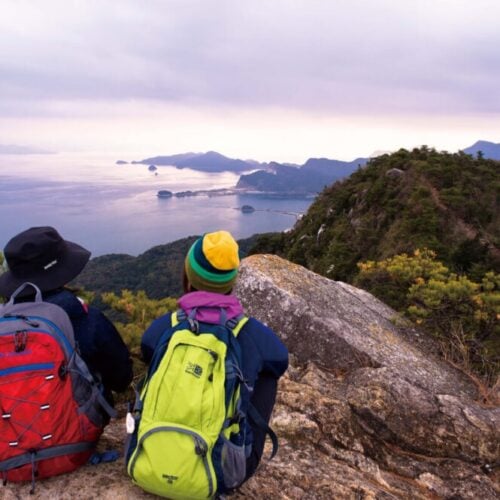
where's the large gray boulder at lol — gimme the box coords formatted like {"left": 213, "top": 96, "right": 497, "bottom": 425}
{"left": 234, "top": 254, "right": 500, "bottom": 499}
{"left": 3, "top": 254, "right": 499, "bottom": 499}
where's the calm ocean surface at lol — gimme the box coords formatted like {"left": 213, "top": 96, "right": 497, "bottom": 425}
{"left": 0, "top": 153, "right": 313, "bottom": 256}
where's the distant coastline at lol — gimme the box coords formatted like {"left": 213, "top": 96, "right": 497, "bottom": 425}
{"left": 156, "top": 187, "right": 315, "bottom": 199}
{"left": 126, "top": 140, "right": 500, "bottom": 197}
{"left": 126, "top": 150, "right": 367, "bottom": 196}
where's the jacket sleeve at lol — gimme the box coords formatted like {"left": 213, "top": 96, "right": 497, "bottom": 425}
{"left": 246, "top": 318, "right": 289, "bottom": 378}
{"left": 91, "top": 308, "right": 133, "bottom": 393}
{"left": 141, "top": 314, "right": 172, "bottom": 364}
{"left": 239, "top": 318, "right": 288, "bottom": 479}
{"left": 245, "top": 374, "right": 278, "bottom": 479}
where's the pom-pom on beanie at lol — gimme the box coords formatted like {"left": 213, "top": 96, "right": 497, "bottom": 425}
{"left": 185, "top": 231, "right": 240, "bottom": 294}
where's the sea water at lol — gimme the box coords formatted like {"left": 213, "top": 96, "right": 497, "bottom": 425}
{"left": 0, "top": 153, "right": 313, "bottom": 256}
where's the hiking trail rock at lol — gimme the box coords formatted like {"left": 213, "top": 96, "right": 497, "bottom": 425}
{"left": 3, "top": 254, "right": 499, "bottom": 499}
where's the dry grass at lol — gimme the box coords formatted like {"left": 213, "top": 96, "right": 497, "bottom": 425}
{"left": 440, "top": 323, "right": 499, "bottom": 406}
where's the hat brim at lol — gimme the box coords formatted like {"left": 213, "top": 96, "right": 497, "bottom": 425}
{"left": 0, "top": 240, "right": 90, "bottom": 298}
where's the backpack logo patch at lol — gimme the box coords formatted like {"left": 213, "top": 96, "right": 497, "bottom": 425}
{"left": 185, "top": 362, "right": 203, "bottom": 378}
{"left": 162, "top": 473, "right": 179, "bottom": 485}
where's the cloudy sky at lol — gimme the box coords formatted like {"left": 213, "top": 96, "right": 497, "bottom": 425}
{"left": 1, "top": 0, "right": 499, "bottom": 162}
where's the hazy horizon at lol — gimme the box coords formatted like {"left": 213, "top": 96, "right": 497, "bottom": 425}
{"left": 0, "top": 138, "right": 495, "bottom": 166}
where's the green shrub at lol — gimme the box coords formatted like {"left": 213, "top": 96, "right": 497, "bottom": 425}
{"left": 102, "top": 290, "right": 177, "bottom": 380}
{"left": 357, "top": 249, "right": 499, "bottom": 382}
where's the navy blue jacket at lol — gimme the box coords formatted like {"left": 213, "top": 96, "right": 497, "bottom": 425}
{"left": 141, "top": 311, "right": 288, "bottom": 479}
{"left": 44, "top": 289, "right": 133, "bottom": 404}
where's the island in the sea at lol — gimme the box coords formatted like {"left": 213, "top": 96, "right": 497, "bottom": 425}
{"left": 157, "top": 188, "right": 243, "bottom": 199}
{"left": 137, "top": 151, "right": 258, "bottom": 173}
{"left": 157, "top": 190, "right": 173, "bottom": 198}
{"left": 155, "top": 186, "right": 315, "bottom": 200}
{"left": 127, "top": 150, "right": 369, "bottom": 195}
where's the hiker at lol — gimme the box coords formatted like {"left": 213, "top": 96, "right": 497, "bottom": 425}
{"left": 0, "top": 226, "right": 133, "bottom": 415}
{"left": 130, "top": 230, "right": 288, "bottom": 498}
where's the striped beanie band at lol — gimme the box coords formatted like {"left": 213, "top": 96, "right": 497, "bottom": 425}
{"left": 185, "top": 231, "right": 240, "bottom": 294}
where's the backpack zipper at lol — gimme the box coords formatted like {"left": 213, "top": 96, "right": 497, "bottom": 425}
{"left": 0, "top": 317, "right": 73, "bottom": 359}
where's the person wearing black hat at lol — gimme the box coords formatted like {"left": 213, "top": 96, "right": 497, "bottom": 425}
{"left": 0, "top": 226, "right": 133, "bottom": 410}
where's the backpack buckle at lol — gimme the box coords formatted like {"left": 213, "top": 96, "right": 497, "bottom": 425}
{"left": 228, "top": 410, "right": 244, "bottom": 426}
{"left": 187, "top": 318, "right": 200, "bottom": 335}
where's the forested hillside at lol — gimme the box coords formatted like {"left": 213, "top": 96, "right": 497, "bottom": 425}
{"left": 73, "top": 234, "right": 263, "bottom": 299}
{"left": 256, "top": 147, "right": 498, "bottom": 282}
{"left": 249, "top": 147, "right": 499, "bottom": 380}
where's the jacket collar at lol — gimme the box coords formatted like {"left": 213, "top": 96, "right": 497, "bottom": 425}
{"left": 43, "top": 289, "right": 86, "bottom": 318}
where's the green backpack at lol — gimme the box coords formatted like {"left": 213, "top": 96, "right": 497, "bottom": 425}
{"left": 126, "top": 309, "right": 276, "bottom": 499}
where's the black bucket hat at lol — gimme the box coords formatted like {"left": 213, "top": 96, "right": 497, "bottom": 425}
{"left": 0, "top": 226, "right": 91, "bottom": 298}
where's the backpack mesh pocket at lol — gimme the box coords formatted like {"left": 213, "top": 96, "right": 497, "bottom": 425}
{"left": 220, "top": 436, "right": 246, "bottom": 489}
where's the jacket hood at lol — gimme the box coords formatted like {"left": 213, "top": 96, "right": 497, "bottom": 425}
{"left": 177, "top": 291, "right": 244, "bottom": 324}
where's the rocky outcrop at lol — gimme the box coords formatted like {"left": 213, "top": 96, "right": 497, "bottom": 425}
{"left": 234, "top": 255, "right": 500, "bottom": 499}
{"left": 3, "top": 255, "right": 499, "bottom": 499}
{"left": 385, "top": 167, "right": 405, "bottom": 177}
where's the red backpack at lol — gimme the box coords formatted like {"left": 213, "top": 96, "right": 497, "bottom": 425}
{"left": 0, "top": 283, "right": 116, "bottom": 492}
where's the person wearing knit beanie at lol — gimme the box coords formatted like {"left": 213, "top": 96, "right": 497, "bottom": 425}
{"left": 184, "top": 230, "right": 240, "bottom": 294}
{"left": 141, "top": 228, "right": 289, "bottom": 495}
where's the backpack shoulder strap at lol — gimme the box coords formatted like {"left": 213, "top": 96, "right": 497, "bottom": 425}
{"left": 145, "top": 311, "right": 181, "bottom": 380}
{"left": 247, "top": 402, "right": 279, "bottom": 459}
{"left": 226, "top": 314, "right": 249, "bottom": 337}
{"left": 171, "top": 310, "right": 181, "bottom": 327}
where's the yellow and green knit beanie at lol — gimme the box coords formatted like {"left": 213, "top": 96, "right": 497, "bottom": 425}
{"left": 185, "top": 231, "right": 240, "bottom": 294}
